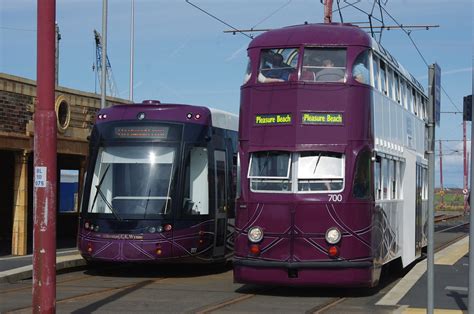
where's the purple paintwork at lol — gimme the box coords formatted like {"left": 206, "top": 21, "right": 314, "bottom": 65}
{"left": 234, "top": 23, "right": 381, "bottom": 286}
{"left": 78, "top": 220, "right": 215, "bottom": 263}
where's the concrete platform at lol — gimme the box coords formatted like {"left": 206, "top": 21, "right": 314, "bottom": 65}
{"left": 0, "top": 249, "right": 85, "bottom": 283}
{"left": 377, "top": 236, "right": 469, "bottom": 313}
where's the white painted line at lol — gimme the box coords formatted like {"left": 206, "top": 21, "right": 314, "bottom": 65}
{"left": 376, "top": 259, "right": 427, "bottom": 306}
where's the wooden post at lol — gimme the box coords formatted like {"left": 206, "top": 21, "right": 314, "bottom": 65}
{"left": 12, "top": 151, "right": 29, "bottom": 256}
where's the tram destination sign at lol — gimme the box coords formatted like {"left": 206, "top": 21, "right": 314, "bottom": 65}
{"left": 255, "top": 113, "right": 292, "bottom": 125}
{"left": 114, "top": 126, "right": 169, "bottom": 139}
{"left": 301, "top": 112, "right": 344, "bottom": 125}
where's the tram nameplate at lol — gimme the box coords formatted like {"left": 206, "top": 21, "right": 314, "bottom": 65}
{"left": 255, "top": 113, "right": 292, "bottom": 125}
{"left": 301, "top": 112, "right": 343, "bottom": 125}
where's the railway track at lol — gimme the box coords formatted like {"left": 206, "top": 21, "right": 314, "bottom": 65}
{"left": 0, "top": 218, "right": 468, "bottom": 314}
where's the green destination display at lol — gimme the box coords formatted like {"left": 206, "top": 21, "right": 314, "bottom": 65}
{"left": 255, "top": 113, "right": 292, "bottom": 125}
{"left": 301, "top": 112, "right": 343, "bottom": 125}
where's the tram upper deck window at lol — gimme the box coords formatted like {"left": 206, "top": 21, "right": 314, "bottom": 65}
{"left": 248, "top": 151, "right": 292, "bottom": 192}
{"left": 301, "top": 48, "right": 346, "bottom": 83}
{"left": 258, "top": 48, "right": 299, "bottom": 83}
{"left": 297, "top": 152, "right": 344, "bottom": 192}
{"left": 243, "top": 57, "right": 252, "bottom": 85}
{"left": 352, "top": 49, "right": 370, "bottom": 85}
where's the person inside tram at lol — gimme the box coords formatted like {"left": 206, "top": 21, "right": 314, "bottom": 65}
{"left": 353, "top": 61, "right": 369, "bottom": 84}
{"left": 259, "top": 52, "right": 292, "bottom": 83}
{"left": 315, "top": 58, "right": 345, "bottom": 82}
{"left": 352, "top": 50, "right": 370, "bottom": 84}
{"left": 298, "top": 53, "right": 317, "bottom": 81}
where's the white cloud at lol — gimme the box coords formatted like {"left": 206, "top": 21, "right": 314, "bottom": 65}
{"left": 225, "top": 44, "right": 247, "bottom": 62}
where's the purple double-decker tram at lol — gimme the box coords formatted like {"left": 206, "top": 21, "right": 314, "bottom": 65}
{"left": 78, "top": 101, "right": 238, "bottom": 264}
{"left": 234, "top": 23, "right": 429, "bottom": 286}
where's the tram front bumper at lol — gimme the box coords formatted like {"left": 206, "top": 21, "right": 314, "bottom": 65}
{"left": 233, "top": 258, "right": 377, "bottom": 287}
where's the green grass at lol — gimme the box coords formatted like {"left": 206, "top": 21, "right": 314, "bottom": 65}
{"left": 435, "top": 191, "right": 466, "bottom": 211}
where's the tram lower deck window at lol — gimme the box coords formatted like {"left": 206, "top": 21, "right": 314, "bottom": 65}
{"left": 297, "top": 152, "right": 344, "bottom": 192}
{"left": 247, "top": 151, "right": 344, "bottom": 193}
{"left": 248, "top": 151, "right": 292, "bottom": 192}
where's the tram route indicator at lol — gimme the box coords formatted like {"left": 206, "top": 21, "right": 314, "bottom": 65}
{"left": 301, "top": 112, "right": 343, "bottom": 125}
{"left": 114, "top": 126, "right": 169, "bottom": 139}
{"left": 255, "top": 113, "right": 292, "bottom": 125}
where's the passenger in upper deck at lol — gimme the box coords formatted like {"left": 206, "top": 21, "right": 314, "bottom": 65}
{"left": 352, "top": 50, "right": 370, "bottom": 84}
{"left": 315, "top": 58, "right": 345, "bottom": 82}
{"left": 258, "top": 50, "right": 296, "bottom": 83}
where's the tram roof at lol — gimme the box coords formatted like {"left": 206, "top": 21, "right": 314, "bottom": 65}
{"left": 249, "top": 23, "right": 372, "bottom": 49}
{"left": 100, "top": 102, "right": 238, "bottom": 131}
{"left": 209, "top": 107, "right": 238, "bottom": 132}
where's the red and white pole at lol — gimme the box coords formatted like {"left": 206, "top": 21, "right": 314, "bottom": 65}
{"left": 33, "top": 0, "right": 57, "bottom": 312}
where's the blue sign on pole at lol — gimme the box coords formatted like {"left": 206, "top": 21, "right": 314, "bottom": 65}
{"left": 433, "top": 63, "right": 441, "bottom": 126}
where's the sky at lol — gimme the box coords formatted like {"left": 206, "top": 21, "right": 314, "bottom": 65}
{"left": 0, "top": 0, "right": 472, "bottom": 188}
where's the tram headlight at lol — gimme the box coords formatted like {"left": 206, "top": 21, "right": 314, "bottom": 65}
{"left": 148, "top": 226, "right": 156, "bottom": 233}
{"left": 248, "top": 226, "right": 264, "bottom": 243}
{"left": 325, "top": 227, "right": 341, "bottom": 244}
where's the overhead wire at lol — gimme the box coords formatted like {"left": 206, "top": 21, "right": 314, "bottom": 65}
{"left": 185, "top": 0, "right": 253, "bottom": 39}
{"left": 378, "top": 4, "right": 463, "bottom": 113}
{"left": 251, "top": 0, "right": 293, "bottom": 30}
{"left": 335, "top": 0, "right": 463, "bottom": 114}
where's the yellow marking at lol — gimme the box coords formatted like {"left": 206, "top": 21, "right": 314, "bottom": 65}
{"left": 435, "top": 236, "right": 469, "bottom": 265}
{"left": 402, "top": 308, "right": 466, "bottom": 314}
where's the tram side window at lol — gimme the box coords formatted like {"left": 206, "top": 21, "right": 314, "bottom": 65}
{"left": 297, "top": 152, "right": 344, "bottom": 192}
{"left": 382, "top": 158, "right": 389, "bottom": 199}
{"left": 374, "top": 156, "right": 382, "bottom": 200}
{"left": 400, "top": 81, "right": 407, "bottom": 109}
{"left": 258, "top": 48, "right": 299, "bottom": 83}
{"left": 183, "top": 147, "right": 209, "bottom": 216}
{"left": 214, "top": 150, "right": 228, "bottom": 213}
{"left": 302, "top": 48, "right": 346, "bottom": 83}
{"left": 372, "top": 57, "right": 380, "bottom": 91}
{"left": 352, "top": 150, "right": 371, "bottom": 199}
{"left": 387, "top": 68, "right": 394, "bottom": 100}
{"left": 412, "top": 89, "right": 418, "bottom": 116}
{"left": 352, "top": 49, "right": 370, "bottom": 85}
{"left": 390, "top": 159, "right": 396, "bottom": 199}
{"left": 407, "top": 86, "right": 414, "bottom": 113}
{"left": 394, "top": 72, "right": 401, "bottom": 104}
{"left": 248, "top": 151, "right": 292, "bottom": 192}
{"left": 380, "top": 62, "right": 388, "bottom": 95}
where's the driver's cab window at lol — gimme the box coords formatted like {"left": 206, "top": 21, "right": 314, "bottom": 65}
{"left": 258, "top": 48, "right": 299, "bottom": 83}
{"left": 302, "top": 48, "right": 346, "bottom": 82}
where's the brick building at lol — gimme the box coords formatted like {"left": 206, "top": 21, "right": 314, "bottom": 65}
{"left": 0, "top": 73, "right": 129, "bottom": 256}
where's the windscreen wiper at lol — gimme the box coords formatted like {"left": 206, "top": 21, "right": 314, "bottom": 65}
{"left": 95, "top": 186, "right": 122, "bottom": 221}
{"left": 313, "top": 152, "right": 323, "bottom": 174}
{"left": 90, "top": 165, "right": 110, "bottom": 213}
{"left": 89, "top": 165, "right": 122, "bottom": 220}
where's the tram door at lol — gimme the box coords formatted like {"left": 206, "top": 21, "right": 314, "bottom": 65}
{"left": 213, "top": 150, "right": 228, "bottom": 257}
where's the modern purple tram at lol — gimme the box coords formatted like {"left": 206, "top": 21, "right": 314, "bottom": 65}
{"left": 78, "top": 101, "right": 238, "bottom": 263}
{"left": 234, "top": 23, "right": 428, "bottom": 286}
